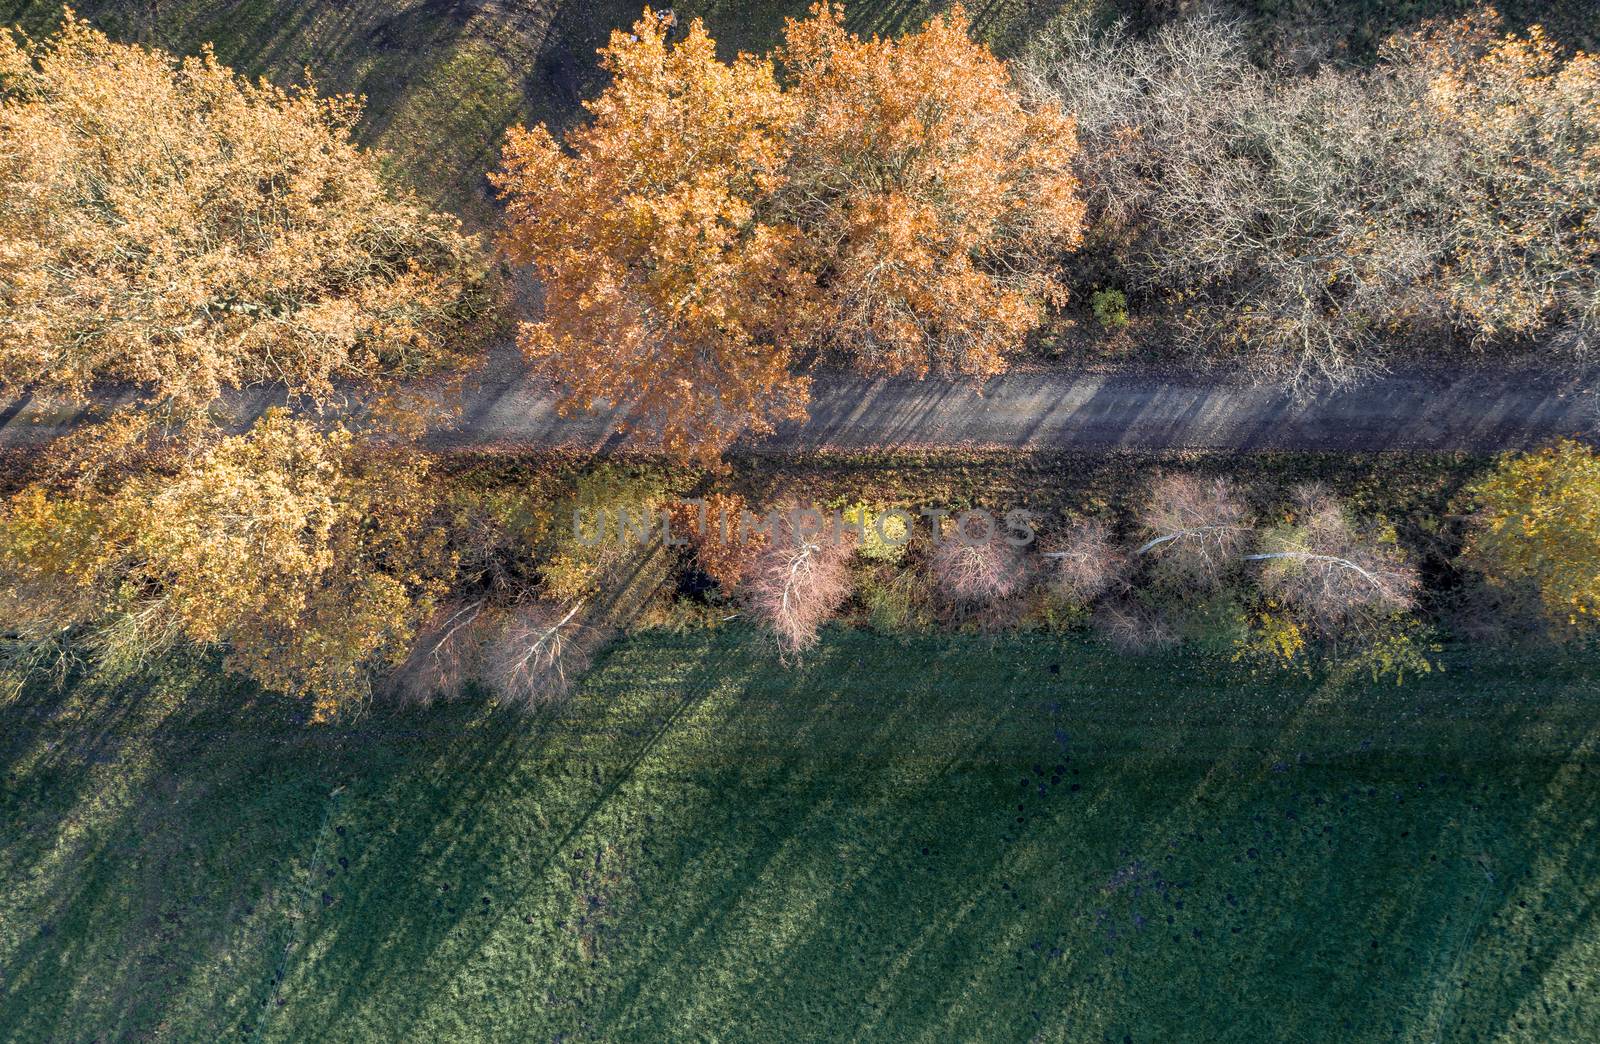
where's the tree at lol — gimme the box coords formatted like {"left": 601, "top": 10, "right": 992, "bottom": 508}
{"left": 0, "top": 12, "right": 496, "bottom": 417}
{"left": 1466, "top": 439, "right": 1600, "bottom": 631}
{"left": 1023, "top": 12, "right": 1446, "bottom": 392}
{"left": 930, "top": 530, "right": 1022, "bottom": 608}
{"left": 1042, "top": 518, "right": 1122, "bottom": 606}
{"left": 1249, "top": 486, "right": 1419, "bottom": 638}
{"left": 1391, "top": 12, "right": 1600, "bottom": 345}
{"left": 0, "top": 412, "right": 453, "bottom": 719}
{"left": 391, "top": 599, "right": 602, "bottom": 708}
{"left": 494, "top": 5, "right": 1084, "bottom": 457}
{"left": 1024, "top": 9, "right": 1599, "bottom": 385}
{"left": 1136, "top": 474, "right": 1252, "bottom": 590}
{"left": 493, "top": 10, "right": 815, "bottom": 459}
{"left": 779, "top": 3, "right": 1085, "bottom": 378}
{"left": 479, "top": 602, "right": 599, "bottom": 706}
{"left": 743, "top": 508, "right": 852, "bottom": 656}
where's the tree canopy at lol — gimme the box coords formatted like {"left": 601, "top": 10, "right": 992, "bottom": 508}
{"left": 494, "top": 4, "right": 1083, "bottom": 457}
{"left": 0, "top": 11, "right": 496, "bottom": 417}
{"left": 1468, "top": 439, "right": 1600, "bottom": 631}
{"left": 493, "top": 10, "right": 813, "bottom": 458}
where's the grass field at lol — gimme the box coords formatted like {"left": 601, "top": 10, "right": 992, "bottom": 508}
{"left": 3, "top": 628, "right": 1598, "bottom": 1040}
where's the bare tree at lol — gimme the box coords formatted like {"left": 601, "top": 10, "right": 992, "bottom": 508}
{"left": 1041, "top": 519, "right": 1122, "bottom": 606}
{"left": 1248, "top": 486, "right": 1419, "bottom": 638}
{"left": 481, "top": 602, "right": 600, "bottom": 707}
{"left": 1020, "top": 9, "right": 1252, "bottom": 231}
{"left": 1023, "top": 11, "right": 1451, "bottom": 394}
{"left": 1137, "top": 474, "right": 1252, "bottom": 589}
{"left": 388, "top": 599, "right": 488, "bottom": 705}
{"left": 744, "top": 511, "right": 853, "bottom": 657}
{"left": 389, "top": 599, "right": 600, "bottom": 707}
{"left": 931, "top": 534, "right": 1024, "bottom": 608}
{"left": 1093, "top": 599, "right": 1176, "bottom": 654}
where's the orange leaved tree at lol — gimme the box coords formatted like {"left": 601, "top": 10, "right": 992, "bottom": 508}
{"left": 778, "top": 3, "right": 1085, "bottom": 378}
{"left": 492, "top": 10, "right": 816, "bottom": 459}
{"left": 494, "top": 5, "right": 1085, "bottom": 457}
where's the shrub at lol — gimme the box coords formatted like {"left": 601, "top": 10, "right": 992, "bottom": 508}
{"left": 390, "top": 600, "right": 600, "bottom": 707}
{"left": 1043, "top": 518, "right": 1122, "bottom": 607}
{"left": 1090, "top": 289, "right": 1129, "bottom": 331}
{"left": 669, "top": 492, "right": 764, "bottom": 591}
{"left": 843, "top": 504, "right": 910, "bottom": 563}
{"left": 541, "top": 468, "right": 664, "bottom": 604}
{"left": 930, "top": 530, "right": 1024, "bottom": 608}
{"left": 858, "top": 566, "right": 934, "bottom": 634}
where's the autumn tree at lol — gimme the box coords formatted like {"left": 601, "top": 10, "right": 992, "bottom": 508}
{"left": 0, "top": 12, "right": 496, "bottom": 418}
{"left": 494, "top": 5, "right": 1084, "bottom": 457}
{"left": 743, "top": 507, "right": 853, "bottom": 656}
{"left": 1392, "top": 11, "right": 1600, "bottom": 346}
{"left": 0, "top": 412, "right": 453, "bottom": 718}
{"left": 1249, "top": 486, "right": 1419, "bottom": 639}
{"left": 493, "top": 10, "right": 815, "bottom": 458}
{"left": 1466, "top": 439, "right": 1600, "bottom": 632}
{"left": 1136, "top": 474, "right": 1252, "bottom": 590}
{"left": 930, "top": 529, "right": 1023, "bottom": 608}
{"left": 779, "top": 3, "right": 1085, "bottom": 378}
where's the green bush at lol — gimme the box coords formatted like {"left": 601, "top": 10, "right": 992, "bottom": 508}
{"left": 1090, "top": 288, "right": 1130, "bottom": 330}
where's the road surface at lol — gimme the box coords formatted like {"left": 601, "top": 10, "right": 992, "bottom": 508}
{"left": 2, "top": 363, "right": 1594, "bottom": 454}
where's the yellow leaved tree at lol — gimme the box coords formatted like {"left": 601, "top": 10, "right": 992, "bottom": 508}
{"left": 1466, "top": 439, "right": 1600, "bottom": 632}
{"left": 0, "top": 412, "right": 453, "bottom": 719}
{"left": 0, "top": 10, "right": 497, "bottom": 415}
{"left": 0, "top": 13, "right": 500, "bottom": 714}
{"left": 1396, "top": 11, "right": 1600, "bottom": 342}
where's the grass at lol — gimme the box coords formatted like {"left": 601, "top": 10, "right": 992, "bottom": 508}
{"left": 3, "top": 628, "right": 1599, "bottom": 1040}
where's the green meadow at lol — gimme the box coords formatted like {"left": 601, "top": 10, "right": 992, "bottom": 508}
{"left": 3, "top": 628, "right": 1598, "bottom": 1040}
